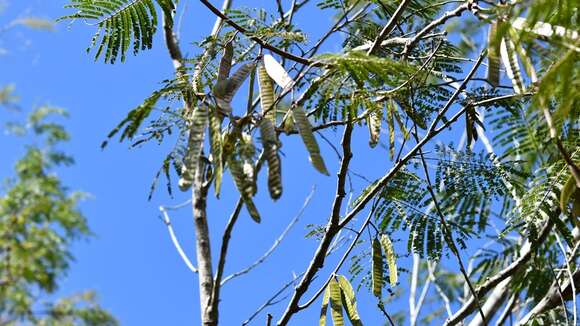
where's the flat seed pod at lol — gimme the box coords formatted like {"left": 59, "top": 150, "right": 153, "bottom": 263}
{"left": 263, "top": 54, "right": 294, "bottom": 92}
{"left": 225, "top": 63, "right": 255, "bottom": 102}
{"left": 213, "top": 62, "right": 255, "bottom": 116}
{"left": 560, "top": 175, "right": 576, "bottom": 212}
{"left": 371, "top": 238, "right": 384, "bottom": 298}
{"left": 217, "top": 41, "right": 233, "bottom": 82}
{"left": 337, "top": 275, "right": 362, "bottom": 326}
{"left": 380, "top": 234, "right": 398, "bottom": 287}
{"left": 258, "top": 63, "right": 277, "bottom": 123}
{"left": 208, "top": 107, "right": 223, "bottom": 197}
{"left": 320, "top": 282, "right": 331, "bottom": 326}
{"left": 386, "top": 99, "right": 396, "bottom": 160}
{"left": 260, "top": 119, "right": 283, "bottom": 200}
{"left": 178, "top": 106, "right": 209, "bottom": 191}
{"left": 486, "top": 22, "right": 501, "bottom": 87}
{"left": 292, "top": 106, "right": 330, "bottom": 176}
{"left": 367, "top": 108, "right": 382, "bottom": 148}
{"left": 329, "top": 278, "right": 344, "bottom": 326}
{"left": 500, "top": 36, "right": 525, "bottom": 94}
{"left": 227, "top": 156, "right": 261, "bottom": 223}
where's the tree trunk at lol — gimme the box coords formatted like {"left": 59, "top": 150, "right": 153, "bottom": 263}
{"left": 192, "top": 160, "right": 216, "bottom": 326}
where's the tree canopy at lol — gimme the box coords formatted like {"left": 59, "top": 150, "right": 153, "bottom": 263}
{"left": 53, "top": 0, "right": 580, "bottom": 325}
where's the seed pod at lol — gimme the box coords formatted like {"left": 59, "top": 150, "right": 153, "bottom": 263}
{"left": 179, "top": 106, "right": 208, "bottom": 191}
{"left": 292, "top": 106, "right": 329, "bottom": 176}
{"left": 263, "top": 54, "right": 294, "bottom": 92}
{"left": 260, "top": 118, "right": 282, "bottom": 200}
{"left": 258, "top": 63, "right": 277, "bottom": 123}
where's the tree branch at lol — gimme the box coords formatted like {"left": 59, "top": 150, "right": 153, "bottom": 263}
{"left": 198, "top": 0, "right": 316, "bottom": 66}
{"left": 221, "top": 187, "right": 315, "bottom": 286}
{"left": 159, "top": 201, "right": 197, "bottom": 273}
{"left": 367, "top": 0, "right": 411, "bottom": 55}
{"left": 277, "top": 121, "right": 353, "bottom": 325}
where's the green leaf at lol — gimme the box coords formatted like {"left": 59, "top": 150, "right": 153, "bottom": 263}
{"left": 292, "top": 106, "right": 330, "bottom": 176}
{"left": 337, "top": 275, "right": 363, "bottom": 326}
{"left": 179, "top": 106, "right": 208, "bottom": 191}
{"left": 380, "top": 234, "right": 398, "bottom": 287}
{"left": 329, "top": 278, "right": 344, "bottom": 326}
{"left": 259, "top": 118, "right": 283, "bottom": 200}
{"left": 372, "top": 238, "right": 384, "bottom": 298}
{"left": 61, "top": 0, "right": 174, "bottom": 63}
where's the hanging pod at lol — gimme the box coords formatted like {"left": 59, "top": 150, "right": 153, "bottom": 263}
{"left": 486, "top": 22, "right": 501, "bottom": 87}
{"left": 380, "top": 234, "right": 398, "bottom": 287}
{"left": 292, "top": 106, "right": 330, "bottom": 176}
{"left": 259, "top": 118, "right": 283, "bottom": 200}
{"left": 367, "top": 107, "right": 382, "bottom": 148}
{"left": 227, "top": 155, "right": 260, "bottom": 223}
{"left": 213, "top": 62, "right": 256, "bottom": 116}
{"left": 178, "top": 105, "right": 208, "bottom": 191}
{"left": 262, "top": 54, "right": 294, "bottom": 93}
{"left": 257, "top": 62, "right": 277, "bottom": 123}
{"left": 208, "top": 106, "right": 223, "bottom": 197}
{"left": 371, "top": 238, "right": 384, "bottom": 298}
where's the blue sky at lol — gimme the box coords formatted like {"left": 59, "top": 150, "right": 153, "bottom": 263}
{"left": 0, "top": 1, "right": 487, "bottom": 325}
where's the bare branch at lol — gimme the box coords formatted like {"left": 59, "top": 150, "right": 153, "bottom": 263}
{"left": 367, "top": 0, "right": 411, "bottom": 55}
{"left": 198, "top": 0, "right": 316, "bottom": 66}
{"left": 159, "top": 201, "right": 197, "bottom": 274}
{"left": 242, "top": 273, "right": 304, "bottom": 326}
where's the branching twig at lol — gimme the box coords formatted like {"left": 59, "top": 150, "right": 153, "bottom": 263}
{"left": 159, "top": 201, "right": 197, "bottom": 273}
{"left": 221, "top": 187, "right": 316, "bottom": 286}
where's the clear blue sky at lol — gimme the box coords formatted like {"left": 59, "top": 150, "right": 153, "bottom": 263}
{"left": 0, "top": 1, "right": 482, "bottom": 325}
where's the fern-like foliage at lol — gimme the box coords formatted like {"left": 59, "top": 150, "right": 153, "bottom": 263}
{"left": 61, "top": 0, "right": 174, "bottom": 63}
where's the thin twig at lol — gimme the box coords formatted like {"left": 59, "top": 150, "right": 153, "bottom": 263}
{"left": 159, "top": 202, "right": 198, "bottom": 273}
{"left": 221, "top": 187, "right": 316, "bottom": 285}
{"left": 242, "top": 273, "right": 304, "bottom": 326}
